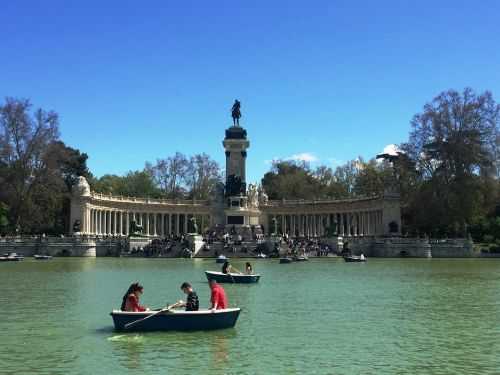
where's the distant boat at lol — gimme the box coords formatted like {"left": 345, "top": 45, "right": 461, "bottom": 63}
{"left": 216, "top": 255, "right": 228, "bottom": 264}
{"left": 279, "top": 257, "right": 293, "bottom": 264}
{"left": 293, "top": 255, "right": 309, "bottom": 262}
{"left": 34, "top": 255, "right": 52, "bottom": 260}
{"left": 343, "top": 255, "right": 367, "bottom": 262}
{"left": 110, "top": 308, "right": 241, "bottom": 332}
{"left": 0, "top": 253, "right": 24, "bottom": 261}
{"left": 205, "top": 270, "right": 260, "bottom": 284}
{"left": 255, "top": 253, "right": 267, "bottom": 259}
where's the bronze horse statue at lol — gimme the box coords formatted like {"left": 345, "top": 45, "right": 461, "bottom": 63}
{"left": 231, "top": 100, "right": 241, "bottom": 126}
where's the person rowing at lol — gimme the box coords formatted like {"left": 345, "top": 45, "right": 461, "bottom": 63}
{"left": 169, "top": 282, "right": 200, "bottom": 311}
{"left": 121, "top": 282, "right": 149, "bottom": 312}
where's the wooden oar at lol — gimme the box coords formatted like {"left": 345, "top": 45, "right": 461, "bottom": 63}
{"left": 124, "top": 306, "right": 171, "bottom": 329}
{"left": 230, "top": 265, "right": 243, "bottom": 274}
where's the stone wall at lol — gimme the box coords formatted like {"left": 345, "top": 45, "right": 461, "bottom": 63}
{"left": 429, "top": 239, "right": 474, "bottom": 258}
{"left": 0, "top": 236, "right": 98, "bottom": 257}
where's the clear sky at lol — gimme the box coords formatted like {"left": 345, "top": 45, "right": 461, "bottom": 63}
{"left": 1, "top": 0, "right": 499, "bottom": 183}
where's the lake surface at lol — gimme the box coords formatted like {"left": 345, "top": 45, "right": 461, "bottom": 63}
{"left": 1, "top": 258, "right": 500, "bottom": 374}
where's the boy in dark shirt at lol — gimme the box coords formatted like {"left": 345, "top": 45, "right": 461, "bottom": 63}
{"left": 176, "top": 282, "right": 199, "bottom": 311}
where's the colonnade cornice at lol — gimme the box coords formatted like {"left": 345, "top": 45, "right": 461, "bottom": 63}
{"left": 87, "top": 204, "right": 211, "bottom": 214}
{"left": 266, "top": 195, "right": 381, "bottom": 207}
{"left": 89, "top": 192, "right": 210, "bottom": 206}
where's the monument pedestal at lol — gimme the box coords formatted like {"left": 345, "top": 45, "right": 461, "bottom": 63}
{"left": 186, "top": 233, "right": 204, "bottom": 256}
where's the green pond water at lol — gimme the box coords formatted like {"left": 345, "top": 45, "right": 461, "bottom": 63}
{"left": 1, "top": 258, "right": 500, "bottom": 375}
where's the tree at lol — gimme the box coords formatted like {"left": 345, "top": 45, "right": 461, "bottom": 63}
{"left": 0, "top": 97, "right": 60, "bottom": 232}
{"left": 261, "top": 160, "right": 321, "bottom": 200}
{"left": 185, "top": 153, "right": 222, "bottom": 200}
{"left": 91, "top": 170, "right": 161, "bottom": 198}
{"left": 401, "top": 88, "right": 500, "bottom": 236}
{"left": 0, "top": 202, "right": 8, "bottom": 234}
{"left": 150, "top": 152, "right": 189, "bottom": 198}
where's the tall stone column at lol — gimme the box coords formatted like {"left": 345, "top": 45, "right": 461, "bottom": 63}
{"left": 153, "top": 213, "right": 157, "bottom": 236}
{"left": 159, "top": 214, "right": 163, "bottom": 237}
{"left": 176, "top": 214, "right": 180, "bottom": 235}
{"left": 145, "top": 213, "right": 150, "bottom": 236}
{"left": 183, "top": 214, "right": 188, "bottom": 234}
{"left": 126, "top": 212, "right": 130, "bottom": 236}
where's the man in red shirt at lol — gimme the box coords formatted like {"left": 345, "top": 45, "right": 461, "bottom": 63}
{"left": 209, "top": 279, "right": 228, "bottom": 310}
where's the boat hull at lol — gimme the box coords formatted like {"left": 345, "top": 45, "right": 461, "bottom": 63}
{"left": 110, "top": 308, "right": 241, "bottom": 332}
{"left": 34, "top": 255, "right": 52, "bottom": 260}
{"left": 343, "top": 256, "right": 366, "bottom": 262}
{"left": 279, "top": 258, "right": 293, "bottom": 264}
{"left": 205, "top": 271, "right": 260, "bottom": 283}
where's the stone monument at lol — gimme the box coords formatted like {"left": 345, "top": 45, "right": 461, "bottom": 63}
{"left": 186, "top": 216, "right": 204, "bottom": 256}
{"left": 222, "top": 100, "right": 260, "bottom": 237}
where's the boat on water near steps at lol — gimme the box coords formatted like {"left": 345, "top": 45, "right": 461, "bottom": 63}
{"left": 34, "top": 255, "right": 52, "bottom": 260}
{"left": 343, "top": 255, "right": 367, "bottom": 262}
{"left": 205, "top": 270, "right": 260, "bottom": 283}
{"left": 110, "top": 308, "right": 241, "bottom": 331}
{"left": 216, "top": 255, "right": 228, "bottom": 264}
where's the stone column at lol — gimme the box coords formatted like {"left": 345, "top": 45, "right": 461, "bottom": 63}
{"left": 145, "top": 213, "right": 150, "bottom": 236}
{"left": 153, "top": 213, "right": 157, "bottom": 236}
{"left": 175, "top": 214, "right": 179, "bottom": 235}
{"left": 125, "top": 212, "right": 130, "bottom": 236}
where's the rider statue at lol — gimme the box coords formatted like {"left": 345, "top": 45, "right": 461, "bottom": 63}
{"left": 231, "top": 100, "right": 241, "bottom": 126}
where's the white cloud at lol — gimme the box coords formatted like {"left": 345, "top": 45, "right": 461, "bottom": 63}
{"left": 286, "top": 152, "right": 318, "bottom": 163}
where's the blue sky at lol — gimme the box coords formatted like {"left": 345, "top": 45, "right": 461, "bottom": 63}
{"left": 1, "top": 0, "right": 499, "bottom": 183}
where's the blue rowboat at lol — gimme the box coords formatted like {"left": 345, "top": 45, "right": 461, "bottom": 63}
{"left": 216, "top": 255, "right": 228, "bottom": 264}
{"left": 110, "top": 308, "right": 241, "bottom": 331}
{"left": 34, "top": 255, "right": 52, "bottom": 260}
{"left": 343, "top": 255, "right": 367, "bottom": 262}
{"left": 205, "top": 271, "right": 260, "bottom": 284}
{"left": 293, "top": 256, "right": 308, "bottom": 262}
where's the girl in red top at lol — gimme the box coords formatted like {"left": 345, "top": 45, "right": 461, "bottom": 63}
{"left": 121, "top": 282, "right": 148, "bottom": 312}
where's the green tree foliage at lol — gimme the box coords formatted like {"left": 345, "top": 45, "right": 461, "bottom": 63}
{"left": 91, "top": 170, "right": 162, "bottom": 198}
{"left": 0, "top": 98, "right": 90, "bottom": 234}
{"left": 92, "top": 152, "right": 222, "bottom": 200}
{"left": 0, "top": 202, "right": 8, "bottom": 234}
{"left": 261, "top": 161, "right": 321, "bottom": 200}
{"left": 401, "top": 88, "right": 500, "bottom": 236}
{"left": 261, "top": 158, "right": 389, "bottom": 200}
